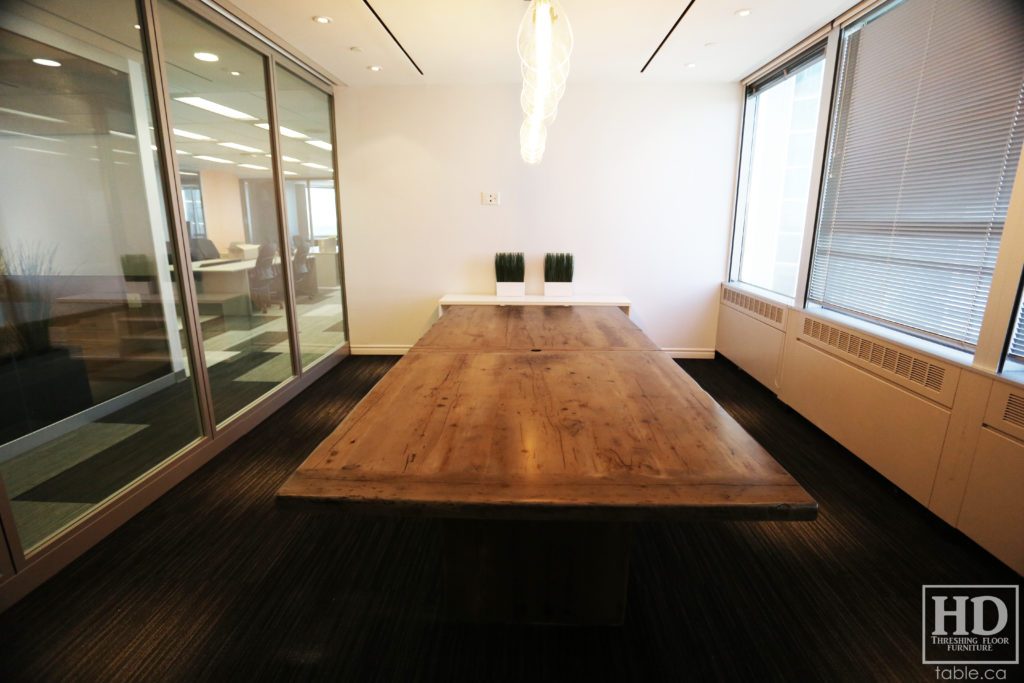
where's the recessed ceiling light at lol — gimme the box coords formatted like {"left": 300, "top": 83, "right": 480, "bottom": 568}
{"left": 283, "top": 170, "right": 298, "bottom": 176}
{"left": 175, "top": 96, "right": 256, "bottom": 121}
{"left": 313, "top": 16, "right": 332, "bottom": 24}
{"left": 193, "top": 155, "right": 234, "bottom": 164}
{"left": 13, "top": 145, "right": 67, "bottom": 157}
{"left": 253, "top": 122, "right": 308, "bottom": 139}
{"left": 367, "top": 65, "right": 383, "bottom": 72}
{"left": 267, "top": 154, "right": 301, "bottom": 162}
{"left": 0, "top": 106, "right": 66, "bottom": 123}
{"left": 193, "top": 52, "right": 219, "bottom": 62}
{"left": 0, "top": 129, "right": 61, "bottom": 143}
{"left": 173, "top": 128, "right": 212, "bottom": 141}
{"left": 238, "top": 163, "right": 268, "bottom": 170}
{"left": 230, "top": 71, "right": 241, "bottom": 76}
{"left": 686, "top": 63, "right": 697, "bottom": 69}
{"left": 301, "top": 162, "right": 330, "bottom": 170}
{"left": 218, "top": 141, "right": 263, "bottom": 153}
{"left": 305, "top": 140, "right": 332, "bottom": 151}
{"left": 180, "top": 171, "right": 198, "bottom": 176}
{"left": 735, "top": 8, "right": 751, "bottom": 17}
{"left": 32, "top": 58, "right": 61, "bottom": 67}
{"left": 133, "top": 24, "right": 141, "bottom": 30}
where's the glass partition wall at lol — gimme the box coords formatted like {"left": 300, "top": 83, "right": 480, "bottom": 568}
{"left": 0, "top": 1, "right": 204, "bottom": 555}
{"left": 0, "top": 0, "right": 346, "bottom": 578}
{"left": 158, "top": 0, "right": 296, "bottom": 425}
{"left": 274, "top": 65, "right": 347, "bottom": 369}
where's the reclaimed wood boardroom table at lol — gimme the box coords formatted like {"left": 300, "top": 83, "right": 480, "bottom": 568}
{"left": 278, "top": 305, "right": 817, "bottom": 624}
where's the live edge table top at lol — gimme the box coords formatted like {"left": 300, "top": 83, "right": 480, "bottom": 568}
{"left": 278, "top": 306, "right": 817, "bottom": 522}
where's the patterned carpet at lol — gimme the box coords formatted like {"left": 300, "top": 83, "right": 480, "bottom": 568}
{"left": 0, "top": 354, "right": 1019, "bottom": 682}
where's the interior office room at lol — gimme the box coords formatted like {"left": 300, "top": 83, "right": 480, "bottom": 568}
{"left": 0, "top": 0, "right": 1021, "bottom": 681}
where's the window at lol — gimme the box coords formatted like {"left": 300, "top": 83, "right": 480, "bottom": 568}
{"left": 282, "top": 179, "right": 338, "bottom": 242}
{"left": 181, "top": 183, "right": 206, "bottom": 237}
{"left": 308, "top": 180, "right": 339, "bottom": 239}
{"left": 731, "top": 47, "right": 826, "bottom": 298}
{"left": 1004, "top": 275, "right": 1024, "bottom": 365}
{"left": 807, "top": 0, "right": 1024, "bottom": 351}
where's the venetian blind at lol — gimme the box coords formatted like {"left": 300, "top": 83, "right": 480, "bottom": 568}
{"left": 807, "top": 0, "right": 1024, "bottom": 349}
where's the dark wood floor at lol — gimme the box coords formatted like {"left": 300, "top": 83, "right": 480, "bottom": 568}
{"left": 0, "top": 354, "right": 1019, "bottom": 682}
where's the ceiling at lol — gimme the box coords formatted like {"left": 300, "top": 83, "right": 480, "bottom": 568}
{"left": 232, "top": 0, "right": 861, "bottom": 87}
{"left": 1, "top": 0, "right": 336, "bottom": 179}
{"left": 1, "top": 0, "right": 862, "bottom": 178}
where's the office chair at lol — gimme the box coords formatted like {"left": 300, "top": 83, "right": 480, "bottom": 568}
{"left": 249, "top": 243, "right": 281, "bottom": 313}
{"left": 291, "top": 236, "right": 317, "bottom": 299}
{"left": 190, "top": 237, "right": 220, "bottom": 261}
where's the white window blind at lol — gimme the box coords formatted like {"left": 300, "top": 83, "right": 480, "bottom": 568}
{"left": 807, "top": 0, "right": 1024, "bottom": 349}
{"left": 1009, "top": 303, "right": 1024, "bottom": 362}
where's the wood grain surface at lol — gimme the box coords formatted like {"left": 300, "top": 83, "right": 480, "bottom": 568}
{"left": 413, "top": 305, "right": 659, "bottom": 351}
{"left": 279, "top": 306, "right": 816, "bottom": 521}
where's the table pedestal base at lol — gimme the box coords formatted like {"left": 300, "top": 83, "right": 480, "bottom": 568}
{"left": 441, "top": 519, "right": 631, "bottom": 625}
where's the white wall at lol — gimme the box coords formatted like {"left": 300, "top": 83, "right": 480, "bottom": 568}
{"left": 0, "top": 138, "right": 158, "bottom": 277}
{"left": 335, "top": 82, "right": 742, "bottom": 353}
{"left": 199, "top": 168, "right": 246, "bottom": 255}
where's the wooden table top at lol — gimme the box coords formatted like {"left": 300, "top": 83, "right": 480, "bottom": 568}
{"left": 414, "top": 305, "right": 659, "bottom": 352}
{"left": 279, "top": 306, "right": 816, "bottom": 522}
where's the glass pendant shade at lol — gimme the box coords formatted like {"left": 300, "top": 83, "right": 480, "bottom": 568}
{"left": 520, "top": 119, "right": 546, "bottom": 164}
{"left": 517, "top": 0, "right": 573, "bottom": 73}
{"left": 520, "top": 87, "right": 559, "bottom": 124}
{"left": 517, "top": 0, "right": 573, "bottom": 165}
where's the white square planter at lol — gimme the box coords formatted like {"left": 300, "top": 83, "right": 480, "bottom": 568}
{"left": 496, "top": 282, "right": 526, "bottom": 297}
{"left": 544, "top": 282, "right": 574, "bottom": 297}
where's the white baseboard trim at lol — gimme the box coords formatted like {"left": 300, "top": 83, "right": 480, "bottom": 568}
{"left": 350, "top": 345, "right": 411, "bottom": 356}
{"left": 663, "top": 348, "right": 716, "bottom": 359}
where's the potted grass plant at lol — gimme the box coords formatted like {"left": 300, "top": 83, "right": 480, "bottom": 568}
{"left": 494, "top": 252, "right": 526, "bottom": 297}
{"left": 543, "top": 252, "right": 574, "bottom": 297}
{"left": 0, "top": 242, "right": 92, "bottom": 443}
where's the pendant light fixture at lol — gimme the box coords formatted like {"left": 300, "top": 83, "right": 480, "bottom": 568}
{"left": 517, "top": 0, "right": 573, "bottom": 164}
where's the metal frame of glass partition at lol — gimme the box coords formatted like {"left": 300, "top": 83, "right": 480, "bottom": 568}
{"left": 0, "top": 477, "right": 17, "bottom": 575}
{"left": 0, "top": 0, "right": 349, "bottom": 611}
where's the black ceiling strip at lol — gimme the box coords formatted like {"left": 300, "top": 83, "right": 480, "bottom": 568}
{"left": 641, "top": 0, "right": 698, "bottom": 73}
{"left": 362, "top": 0, "right": 424, "bottom": 75}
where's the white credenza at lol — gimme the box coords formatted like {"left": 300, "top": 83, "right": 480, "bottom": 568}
{"left": 438, "top": 294, "right": 631, "bottom": 318}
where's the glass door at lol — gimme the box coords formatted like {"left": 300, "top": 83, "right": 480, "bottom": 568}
{"left": 0, "top": 0, "right": 205, "bottom": 555}
{"left": 156, "top": 0, "right": 297, "bottom": 426}
{"left": 274, "top": 65, "right": 347, "bottom": 369}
